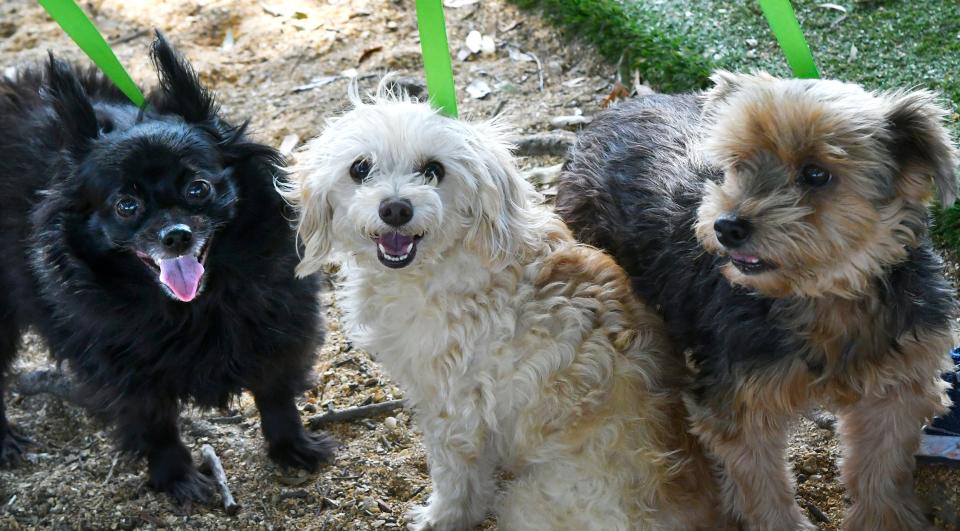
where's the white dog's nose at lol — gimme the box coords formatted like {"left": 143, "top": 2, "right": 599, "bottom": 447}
{"left": 379, "top": 198, "right": 413, "bottom": 227}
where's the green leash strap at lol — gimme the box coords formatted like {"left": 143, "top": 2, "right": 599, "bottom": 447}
{"left": 415, "top": 0, "right": 458, "bottom": 118}
{"left": 38, "top": 0, "right": 145, "bottom": 107}
{"left": 758, "top": 0, "right": 819, "bottom": 79}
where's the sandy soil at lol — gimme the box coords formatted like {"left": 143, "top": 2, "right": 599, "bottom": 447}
{"left": 0, "top": 0, "right": 957, "bottom": 529}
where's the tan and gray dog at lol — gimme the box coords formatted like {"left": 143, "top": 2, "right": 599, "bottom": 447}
{"left": 558, "top": 71, "right": 958, "bottom": 530}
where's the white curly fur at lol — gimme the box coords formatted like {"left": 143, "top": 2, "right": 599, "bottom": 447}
{"left": 281, "top": 81, "right": 723, "bottom": 530}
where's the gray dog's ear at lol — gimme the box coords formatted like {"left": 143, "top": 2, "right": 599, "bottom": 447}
{"left": 700, "top": 71, "right": 776, "bottom": 120}
{"left": 885, "top": 90, "right": 958, "bottom": 207}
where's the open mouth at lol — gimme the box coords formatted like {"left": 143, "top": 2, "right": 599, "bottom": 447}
{"left": 137, "top": 239, "right": 212, "bottom": 302}
{"left": 375, "top": 232, "right": 423, "bottom": 269}
{"left": 728, "top": 252, "right": 775, "bottom": 275}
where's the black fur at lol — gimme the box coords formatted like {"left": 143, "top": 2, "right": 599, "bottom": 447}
{"left": 556, "top": 94, "right": 957, "bottom": 404}
{"left": 0, "top": 35, "right": 334, "bottom": 501}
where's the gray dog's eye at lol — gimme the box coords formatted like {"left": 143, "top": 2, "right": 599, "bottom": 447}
{"left": 350, "top": 158, "right": 371, "bottom": 182}
{"left": 421, "top": 161, "right": 445, "bottom": 182}
{"left": 799, "top": 164, "right": 832, "bottom": 187}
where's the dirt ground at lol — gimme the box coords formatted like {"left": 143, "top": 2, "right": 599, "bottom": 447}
{"left": 0, "top": 0, "right": 957, "bottom": 529}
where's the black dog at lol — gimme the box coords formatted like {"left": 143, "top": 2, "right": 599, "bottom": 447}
{"left": 0, "top": 35, "right": 334, "bottom": 503}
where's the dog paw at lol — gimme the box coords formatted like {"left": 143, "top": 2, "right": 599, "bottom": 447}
{"left": 267, "top": 431, "right": 337, "bottom": 472}
{"left": 149, "top": 467, "right": 216, "bottom": 505}
{"left": 0, "top": 427, "right": 31, "bottom": 468}
{"left": 406, "top": 504, "right": 475, "bottom": 531}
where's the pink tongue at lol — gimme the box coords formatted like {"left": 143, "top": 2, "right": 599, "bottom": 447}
{"left": 158, "top": 255, "right": 205, "bottom": 302}
{"left": 377, "top": 232, "right": 415, "bottom": 255}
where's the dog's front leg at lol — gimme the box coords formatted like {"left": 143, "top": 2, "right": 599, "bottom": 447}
{"left": 407, "top": 427, "right": 496, "bottom": 531}
{"left": 116, "top": 397, "right": 214, "bottom": 504}
{"left": 688, "top": 395, "right": 813, "bottom": 531}
{"left": 836, "top": 384, "right": 944, "bottom": 531}
{"left": 252, "top": 384, "right": 337, "bottom": 472}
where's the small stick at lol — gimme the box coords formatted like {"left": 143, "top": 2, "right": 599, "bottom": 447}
{"left": 16, "top": 369, "right": 80, "bottom": 405}
{"left": 200, "top": 444, "right": 240, "bottom": 515}
{"left": 102, "top": 453, "right": 120, "bottom": 485}
{"left": 307, "top": 399, "right": 404, "bottom": 429}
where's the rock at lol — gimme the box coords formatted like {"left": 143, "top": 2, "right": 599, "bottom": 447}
{"left": 466, "top": 79, "right": 492, "bottom": 100}
{"left": 384, "top": 416, "right": 398, "bottom": 431}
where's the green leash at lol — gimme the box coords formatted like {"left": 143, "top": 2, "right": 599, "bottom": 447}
{"left": 38, "top": 0, "right": 145, "bottom": 107}
{"left": 758, "top": 0, "right": 819, "bottom": 79}
{"left": 415, "top": 0, "right": 458, "bottom": 118}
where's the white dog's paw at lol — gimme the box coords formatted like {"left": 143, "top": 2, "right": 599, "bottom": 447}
{"left": 405, "top": 503, "right": 476, "bottom": 531}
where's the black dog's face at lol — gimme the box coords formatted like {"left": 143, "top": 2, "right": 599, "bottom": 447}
{"left": 42, "top": 35, "right": 261, "bottom": 302}
{"left": 81, "top": 122, "right": 238, "bottom": 301}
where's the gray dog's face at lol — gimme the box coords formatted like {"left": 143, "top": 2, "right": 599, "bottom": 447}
{"left": 694, "top": 72, "right": 957, "bottom": 299}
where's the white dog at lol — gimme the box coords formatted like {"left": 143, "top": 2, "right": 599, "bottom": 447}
{"left": 281, "top": 82, "right": 723, "bottom": 530}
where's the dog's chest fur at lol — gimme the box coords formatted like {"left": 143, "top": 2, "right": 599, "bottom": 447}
{"left": 338, "top": 246, "right": 621, "bottom": 465}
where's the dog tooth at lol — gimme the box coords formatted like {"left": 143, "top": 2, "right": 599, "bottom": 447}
{"left": 403, "top": 243, "right": 413, "bottom": 253}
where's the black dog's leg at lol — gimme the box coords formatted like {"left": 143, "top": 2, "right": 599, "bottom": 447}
{"left": 0, "top": 313, "right": 28, "bottom": 468}
{"left": 253, "top": 385, "right": 336, "bottom": 471}
{"left": 117, "top": 397, "right": 213, "bottom": 504}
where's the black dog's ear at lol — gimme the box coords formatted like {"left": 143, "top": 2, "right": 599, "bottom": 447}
{"left": 885, "top": 90, "right": 958, "bottom": 207}
{"left": 44, "top": 54, "right": 99, "bottom": 156}
{"left": 150, "top": 31, "right": 217, "bottom": 123}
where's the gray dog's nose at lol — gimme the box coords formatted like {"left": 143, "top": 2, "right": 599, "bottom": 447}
{"left": 159, "top": 224, "right": 193, "bottom": 255}
{"left": 379, "top": 198, "right": 413, "bottom": 227}
{"left": 714, "top": 215, "right": 751, "bottom": 248}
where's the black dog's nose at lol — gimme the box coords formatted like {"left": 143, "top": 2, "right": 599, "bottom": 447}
{"left": 714, "top": 215, "right": 752, "bottom": 248}
{"left": 159, "top": 224, "right": 193, "bottom": 255}
{"left": 379, "top": 198, "right": 413, "bottom": 227}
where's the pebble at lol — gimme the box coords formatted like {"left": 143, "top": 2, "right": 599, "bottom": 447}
{"left": 384, "top": 416, "right": 398, "bottom": 431}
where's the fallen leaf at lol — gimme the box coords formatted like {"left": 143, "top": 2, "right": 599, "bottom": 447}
{"left": 818, "top": 3, "right": 847, "bottom": 13}
{"left": 291, "top": 75, "right": 340, "bottom": 93}
{"left": 279, "top": 134, "right": 300, "bottom": 157}
{"left": 600, "top": 81, "right": 630, "bottom": 108}
{"left": 508, "top": 47, "right": 534, "bottom": 63}
{"left": 358, "top": 45, "right": 383, "bottom": 65}
{"left": 221, "top": 29, "right": 235, "bottom": 52}
{"left": 260, "top": 4, "right": 285, "bottom": 17}
{"left": 465, "top": 30, "right": 482, "bottom": 54}
{"left": 848, "top": 44, "right": 858, "bottom": 63}
{"left": 480, "top": 35, "right": 496, "bottom": 55}
{"left": 466, "top": 79, "right": 492, "bottom": 99}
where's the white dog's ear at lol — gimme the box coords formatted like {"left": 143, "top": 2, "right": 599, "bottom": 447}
{"left": 278, "top": 169, "right": 334, "bottom": 278}
{"left": 463, "top": 123, "right": 540, "bottom": 268}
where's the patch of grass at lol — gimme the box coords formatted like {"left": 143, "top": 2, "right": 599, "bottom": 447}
{"left": 508, "top": 0, "right": 713, "bottom": 92}
{"left": 513, "top": 0, "right": 960, "bottom": 255}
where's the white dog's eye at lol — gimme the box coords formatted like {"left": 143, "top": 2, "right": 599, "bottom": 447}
{"left": 421, "top": 161, "right": 445, "bottom": 183}
{"left": 350, "top": 158, "right": 371, "bottom": 182}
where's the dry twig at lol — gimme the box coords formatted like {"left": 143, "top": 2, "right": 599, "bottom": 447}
{"left": 200, "top": 444, "right": 240, "bottom": 516}
{"left": 307, "top": 399, "right": 404, "bottom": 429}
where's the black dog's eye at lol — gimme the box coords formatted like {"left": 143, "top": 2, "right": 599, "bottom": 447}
{"left": 421, "top": 161, "right": 445, "bottom": 182}
{"left": 798, "top": 164, "right": 832, "bottom": 187}
{"left": 115, "top": 197, "right": 141, "bottom": 219}
{"left": 350, "top": 158, "right": 371, "bottom": 182}
{"left": 185, "top": 179, "right": 212, "bottom": 202}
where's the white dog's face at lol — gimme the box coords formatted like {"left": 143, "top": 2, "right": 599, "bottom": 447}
{"left": 285, "top": 90, "right": 540, "bottom": 276}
